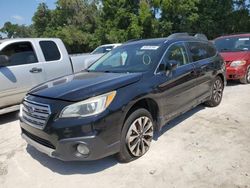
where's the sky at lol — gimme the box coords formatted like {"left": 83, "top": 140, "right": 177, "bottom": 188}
{"left": 0, "top": 0, "right": 57, "bottom": 28}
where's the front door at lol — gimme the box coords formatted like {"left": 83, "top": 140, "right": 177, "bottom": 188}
{"left": 156, "top": 42, "right": 197, "bottom": 124}
{"left": 0, "top": 42, "right": 45, "bottom": 108}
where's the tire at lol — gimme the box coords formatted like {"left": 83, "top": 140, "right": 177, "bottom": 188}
{"left": 240, "top": 67, "right": 250, "bottom": 84}
{"left": 204, "top": 76, "right": 224, "bottom": 107}
{"left": 116, "top": 108, "right": 154, "bottom": 163}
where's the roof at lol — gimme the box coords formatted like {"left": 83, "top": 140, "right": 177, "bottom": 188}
{"left": 215, "top": 33, "right": 250, "bottom": 40}
{"left": 128, "top": 37, "right": 167, "bottom": 44}
{"left": 123, "top": 35, "right": 206, "bottom": 47}
{"left": 0, "top": 38, "right": 61, "bottom": 43}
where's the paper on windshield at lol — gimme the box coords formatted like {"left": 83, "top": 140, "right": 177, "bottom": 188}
{"left": 239, "top": 38, "right": 249, "bottom": 41}
{"left": 141, "top": 46, "right": 160, "bottom": 50}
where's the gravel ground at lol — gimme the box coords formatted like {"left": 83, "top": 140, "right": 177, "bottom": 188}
{"left": 0, "top": 82, "right": 250, "bottom": 188}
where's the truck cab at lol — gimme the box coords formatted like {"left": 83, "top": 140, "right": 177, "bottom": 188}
{"left": 0, "top": 38, "right": 102, "bottom": 114}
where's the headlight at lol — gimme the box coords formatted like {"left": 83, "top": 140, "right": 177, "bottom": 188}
{"left": 59, "top": 91, "right": 116, "bottom": 118}
{"left": 230, "top": 60, "right": 246, "bottom": 67}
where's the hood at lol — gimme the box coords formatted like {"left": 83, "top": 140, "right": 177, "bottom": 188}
{"left": 220, "top": 51, "right": 249, "bottom": 62}
{"left": 29, "top": 71, "right": 142, "bottom": 102}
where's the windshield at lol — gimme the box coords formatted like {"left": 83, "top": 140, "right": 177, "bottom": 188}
{"left": 88, "top": 43, "right": 163, "bottom": 73}
{"left": 214, "top": 36, "right": 250, "bottom": 52}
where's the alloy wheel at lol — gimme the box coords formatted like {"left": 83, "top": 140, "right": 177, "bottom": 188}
{"left": 126, "top": 116, "right": 153, "bottom": 157}
{"left": 213, "top": 79, "right": 223, "bottom": 103}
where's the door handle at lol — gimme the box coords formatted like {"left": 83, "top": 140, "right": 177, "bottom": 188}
{"left": 30, "top": 67, "right": 42, "bottom": 73}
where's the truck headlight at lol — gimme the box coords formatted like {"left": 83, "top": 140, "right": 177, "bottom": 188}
{"left": 59, "top": 91, "right": 116, "bottom": 118}
{"left": 230, "top": 60, "right": 246, "bottom": 67}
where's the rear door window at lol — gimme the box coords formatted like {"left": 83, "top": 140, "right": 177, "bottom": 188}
{"left": 187, "top": 42, "right": 216, "bottom": 62}
{"left": 206, "top": 43, "right": 217, "bottom": 57}
{"left": 39, "top": 41, "right": 61, "bottom": 61}
{"left": 0, "top": 42, "right": 38, "bottom": 66}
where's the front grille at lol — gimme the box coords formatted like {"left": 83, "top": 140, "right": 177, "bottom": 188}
{"left": 21, "top": 99, "right": 51, "bottom": 129}
{"left": 22, "top": 128, "right": 56, "bottom": 149}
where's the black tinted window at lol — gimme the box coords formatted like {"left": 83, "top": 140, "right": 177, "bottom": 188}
{"left": 0, "top": 42, "right": 38, "bottom": 66}
{"left": 39, "top": 41, "right": 61, "bottom": 61}
{"left": 188, "top": 42, "right": 215, "bottom": 62}
{"left": 163, "top": 43, "right": 189, "bottom": 67}
{"left": 207, "top": 43, "right": 217, "bottom": 57}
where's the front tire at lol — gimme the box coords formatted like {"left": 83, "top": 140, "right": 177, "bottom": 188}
{"left": 240, "top": 67, "right": 250, "bottom": 84}
{"left": 204, "top": 76, "right": 224, "bottom": 107}
{"left": 116, "top": 108, "right": 154, "bottom": 163}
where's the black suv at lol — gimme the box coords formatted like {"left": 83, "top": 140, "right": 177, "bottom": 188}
{"left": 20, "top": 33, "right": 226, "bottom": 162}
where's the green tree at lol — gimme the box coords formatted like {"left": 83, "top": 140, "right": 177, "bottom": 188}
{"left": 32, "top": 2, "right": 51, "bottom": 36}
{"left": 3, "top": 0, "right": 249, "bottom": 53}
{"left": 0, "top": 22, "right": 33, "bottom": 38}
{"left": 194, "top": 0, "right": 233, "bottom": 39}
{"left": 32, "top": 0, "right": 100, "bottom": 53}
{"left": 138, "top": 0, "right": 154, "bottom": 38}
{"left": 159, "top": 0, "right": 200, "bottom": 36}
{"left": 229, "top": 0, "right": 250, "bottom": 34}
{"left": 99, "top": 0, "right": 139, "bottom": 43}
{"left": 97, "top": 0, "right": 159, "bottom": 43}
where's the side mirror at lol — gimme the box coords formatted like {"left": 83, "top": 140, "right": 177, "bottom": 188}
{"left": 166, "top": 60, "right": 179, "bottom": 71}
{"left": 0, "top": 55, "right": 9, "bottom": 67}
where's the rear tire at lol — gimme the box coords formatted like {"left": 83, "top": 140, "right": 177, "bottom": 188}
{"left": 204, "top": 76, "right": 224, "bottom": 107}
{"left": 116, "top": 108, "right": 154, "bottom": 163}
{"left": 240, "top": 67, "right": 250, "bottom": 84}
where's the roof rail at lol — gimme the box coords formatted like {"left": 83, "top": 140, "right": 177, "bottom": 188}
{"left": 124, "top": 38, "right": 142, "bottom": 44}
{"left": 194, "top": 33, "right": 208, "bottom": 41}
{"left": 168, "top": 32, "right": 208, "bottom": 41}
{"left": 168, "top": 33, "right": 189, "bottom": 39}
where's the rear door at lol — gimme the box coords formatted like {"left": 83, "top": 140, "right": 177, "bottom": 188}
{"left": 187, "top": 42, "right": 217, "bottom": 101}
{"left": 0, "top": 42, "right": 46, "bottom": 108}
{"left": 156, "top": 42, "right": 197, "bottom": 122}
{"left": 37, "top": 40, "right": 73, "bottom": 81}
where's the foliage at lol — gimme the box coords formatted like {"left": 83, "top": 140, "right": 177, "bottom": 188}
{"left": 0, "top": 22, "right": 33, "bottom": 38}
{"left": 1, "top": 0, "right": 250, "bottom": 52}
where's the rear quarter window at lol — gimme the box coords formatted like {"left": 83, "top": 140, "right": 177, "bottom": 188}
{"left": 39, "top": 41, "right": 61, "bottom": 61}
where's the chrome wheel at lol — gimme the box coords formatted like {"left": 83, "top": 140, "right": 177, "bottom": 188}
{"left": 213, "top": 79, "right": 223, "bottom": 103}
{"left": 126, "top": 116, "right": 153, "bottom": 157}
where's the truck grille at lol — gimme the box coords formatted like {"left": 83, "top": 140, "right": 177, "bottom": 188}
{"left": 21, "top": 99, "right": 51, "bottom": 129}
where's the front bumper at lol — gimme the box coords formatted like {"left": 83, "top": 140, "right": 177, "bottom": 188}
{"left": 226, "top": 66, "right": 246, "bottom": 80}
{"left": 19, "top": 95, "right": 123, "bottom": 161}
{"left": 20, "top": 121, "right": 120, "bottom": 161}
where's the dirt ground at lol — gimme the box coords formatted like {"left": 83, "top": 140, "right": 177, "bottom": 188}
{"left": 0, "top": 81, "right": 250, "bottom": 188}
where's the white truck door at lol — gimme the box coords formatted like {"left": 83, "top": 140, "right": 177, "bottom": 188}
{"left": 0, "top": 42, "right": 46, "bottom": 108}
{"left": 37, "top": 40, "right": 73, "bottom": 81}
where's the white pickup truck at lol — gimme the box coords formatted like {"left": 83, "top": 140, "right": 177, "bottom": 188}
{"left": 0, "top": 38, "right": 103, "bottom": 114}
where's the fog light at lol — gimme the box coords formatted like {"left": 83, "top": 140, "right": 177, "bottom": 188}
{"left": 76, "top": 144, "right": 90, "bottom": 155}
